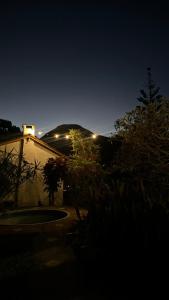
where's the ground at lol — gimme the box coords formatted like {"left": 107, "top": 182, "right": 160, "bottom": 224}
{"left": 0, "top": 206, "right": 168, "bottom": 298}
{"left": 0, "top": 207, "right": 127, "bottom": 300}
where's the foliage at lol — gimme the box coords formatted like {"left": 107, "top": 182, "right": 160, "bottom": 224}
{"left": 43, "top": 130, "right": 111, "bottom": 253}
{"left": 67, "top": 92, "right": 169, "bottom": 273}
{"left": 70, "top": 100, "right": 169, "bottom": 266}
{"left": 73, "top": 97, "right": 169, "bottom": 266}
{"left": 68, "top": 129, "right": 101, "bottom": 207}
{"left": 0, "top": 119, "right": 21, "bottom": 134}
{"left": 66, "top": 129, "right": 113, "bottom": 263}
{"left": 114, "top": 99, "right": 169, "bottom": 208}
{"left": 43, "top": 157, "right": 67, "bottom": 205}
{"left": 0, "top": 149, "right": 39, "bottom": 204}
{"left": 67, "top": 129, "right": 109, "bottom": 219}
{"left": 69, "top": 129, "right": 100, "bottom": 161}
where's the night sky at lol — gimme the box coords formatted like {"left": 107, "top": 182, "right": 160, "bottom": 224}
{"left": 0, "top": 1, "right": 169, "bottom": 136}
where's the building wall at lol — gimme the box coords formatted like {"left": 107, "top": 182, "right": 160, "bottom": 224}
{"left": 0, "top": 137, "right": 63, "bottom": 207}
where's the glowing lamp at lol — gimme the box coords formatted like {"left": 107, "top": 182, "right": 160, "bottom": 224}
{"left": 55, "top": 134, "right": 59, "bottom": 138}
{"left": 65, "top": 135, "right": 69, "bottom": 139}
{"left": 92, "top": 134, "right": 97, "bottom": 139}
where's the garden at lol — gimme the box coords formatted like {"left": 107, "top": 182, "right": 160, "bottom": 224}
{"left": 0, "top": 79, "right": 169, "bottom": 297}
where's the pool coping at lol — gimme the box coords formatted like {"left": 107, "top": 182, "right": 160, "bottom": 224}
{"left": 0, "top": 207, "right": 70, "bottom": 226}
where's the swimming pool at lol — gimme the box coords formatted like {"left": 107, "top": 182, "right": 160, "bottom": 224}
{"left": 0, "top": 209, "right": 68, "bottom": 225}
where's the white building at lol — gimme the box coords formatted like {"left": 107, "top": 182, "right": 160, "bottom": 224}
{"left": 0, "top": 125, "right": 66, "bottom": 208}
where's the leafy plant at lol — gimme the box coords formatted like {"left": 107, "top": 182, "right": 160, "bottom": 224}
{"left": 114, "top": 99, "right": 169, "bottom": 208}
{"left": 67, "top": 129, "right": 107, "bottom": 219}
{"left": 43, "top": 157, "right": 67, "bottom": 206}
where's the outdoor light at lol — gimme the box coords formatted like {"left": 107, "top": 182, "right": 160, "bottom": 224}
{"left": 38, "top": 131, "right": 43, "bottom": 135}
{"left": 55, "top": 134, "right": 59, "bottom": 138}
{"left": 92, "top": 134, "right": 97, "bottom": 139}
{"left": 65, "top": 135, "right": 69, "bottom": 139}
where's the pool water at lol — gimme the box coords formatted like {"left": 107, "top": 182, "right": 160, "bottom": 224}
{"left": 0, "top": 210, "right": 67, "bottom": 225}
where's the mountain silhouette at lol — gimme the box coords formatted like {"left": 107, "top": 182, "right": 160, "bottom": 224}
{"left": 41, "top": 124, "right": 116, "bottom": 165}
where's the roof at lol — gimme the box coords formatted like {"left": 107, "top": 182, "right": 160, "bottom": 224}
{"left": 0, "top": 134, "right": 67, "bottom": 158}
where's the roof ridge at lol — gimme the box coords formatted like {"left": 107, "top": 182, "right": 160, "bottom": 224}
{"left": 0, "top": 134, "right": 66, "bottom": 158}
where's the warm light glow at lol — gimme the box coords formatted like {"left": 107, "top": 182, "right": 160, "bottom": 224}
{"left": 55, "top": 134, "right": 59, "bottom": 138}
{"left": 92, "top": 134, "right": 97, "bottom": 139}
{"left": 38, "top": 131, "right": 43, "bottom": 135}
{"left": 22, "top": 124, "right": 35, "bottom": 136}
{"left": 65, "top": 135, "right": 69, "bottom": 139}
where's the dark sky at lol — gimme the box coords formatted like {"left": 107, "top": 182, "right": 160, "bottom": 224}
{"left": 0, "top": 1, "right": 169, "bottom": 136}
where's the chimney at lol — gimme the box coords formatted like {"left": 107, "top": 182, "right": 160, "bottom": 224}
{"left": 22, "top": 124, "right": 35, "bottom": 136}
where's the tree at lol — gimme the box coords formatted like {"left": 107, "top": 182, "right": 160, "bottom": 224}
{"left": 43, "top": 157, "right": 67, "bottom": 206}
{"left": 114, "top": 99, "right": 169, "bottom": 208}
{"left": 67, "top": 129, "right": 107, "bottom": 220}
{"left": 108, "top": 99, "right": 169, "bottom": 261}
{"left": 0, "top": 119, "right": 21, "bottom": 135}
{"left": 137, "top": 67, "right": 163, "bottom": 105}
